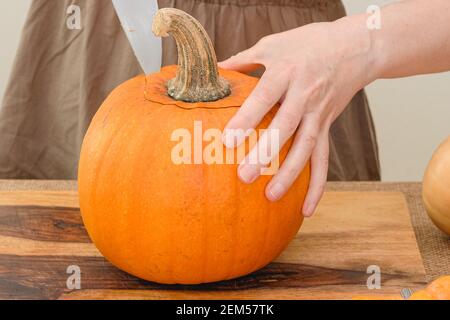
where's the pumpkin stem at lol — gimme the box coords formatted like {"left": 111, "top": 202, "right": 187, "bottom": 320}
{"left": 152, "top": 8, "right": 231, "bottom": 102}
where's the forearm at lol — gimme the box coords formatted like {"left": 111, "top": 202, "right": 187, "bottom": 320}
{"left": 340, "top": 0, "right": 450, "bottom": 83}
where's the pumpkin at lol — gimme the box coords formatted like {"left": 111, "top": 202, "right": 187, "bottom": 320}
{"left": 352, "top": 295, "right": 403, "bottom": 300}
{"left": 409, "top": 276, "right": 450, "bottom": 300}
{"left": 78, "top": 8, "right": 310, "bottom": 284}
{"left": 423, "top": 136, "right": 450, "bottom": 235}
{"left": 407, "top": 291, "right": 433, "bottom": 300}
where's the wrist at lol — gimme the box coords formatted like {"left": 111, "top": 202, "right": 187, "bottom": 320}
{"left": 333, "top": 13, "right": 383, "bottom": 88}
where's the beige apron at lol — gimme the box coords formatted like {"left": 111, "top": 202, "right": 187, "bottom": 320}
{"left": 0, "top": 0, "right": 380, "bottom": 180}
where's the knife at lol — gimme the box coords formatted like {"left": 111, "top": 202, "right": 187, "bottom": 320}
{"left": 112, "top": 0, "right": 162, "bottom": 74}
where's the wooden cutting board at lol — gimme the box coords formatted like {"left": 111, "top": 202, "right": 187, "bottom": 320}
{"left": 0, "top": 190, "right": 426, "bottom": 300}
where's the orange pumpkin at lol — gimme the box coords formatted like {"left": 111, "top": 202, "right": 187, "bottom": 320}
{"left": 410, "top": 276, "right": 450, "bottom": 300}
{"left": 78, "top": 8, "right": 310, "bottom": 284}
{"left": 408, "top": 291, "right": 433, "bottom": 300}
{"left": 423, "top": 136, "right": 450, "bottom": 235}
{"left": 352, "top": 295, "right": 403, "bottom": 300}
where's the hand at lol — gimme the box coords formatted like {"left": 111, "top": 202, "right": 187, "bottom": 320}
{"left": 220, "top": 17, "right": 374, "bottom": 217}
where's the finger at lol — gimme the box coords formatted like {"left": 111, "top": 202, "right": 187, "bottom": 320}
{"left": 302, "top": 129, "right": 330, "bottom": 217}
{"left": 218, "top": 46, "right": 262, "bottom": 73}
{"left": 223, "top": 67, "right": 289, "bottom": 148}
{"left": 237, "top": 88, "right": 305, "bottom": 184}
{"left": 265, "top": 114, "right": 320, "bottom": 201}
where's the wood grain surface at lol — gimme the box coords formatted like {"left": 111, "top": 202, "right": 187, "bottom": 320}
{"left": 0, "top": 190, "right": 427, "bottom": 300}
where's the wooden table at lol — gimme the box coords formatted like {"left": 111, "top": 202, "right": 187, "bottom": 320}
{"left": 0, "top": 180, "right": 448, "bottom": 300}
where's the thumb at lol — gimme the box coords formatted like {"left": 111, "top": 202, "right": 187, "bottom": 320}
{"left": 218, "top": 46, "right": 262, "bottom": 73}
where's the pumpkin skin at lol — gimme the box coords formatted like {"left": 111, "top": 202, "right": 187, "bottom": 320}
{"left": 425, "top": 275, "right": 450, "bottom": 300}
{"left": 408, "top": 291, "right": 433, "bottom": 300}
{"left": 423, "top": 136, "right": 450, "bottom": 235}
{"left": 352, "top": 295, "right": 403, "bottom": 300}
{"left": 410, "top": 276, "right": 450, "bottom": 300}
{"left": 78, "top": 65, "right": 311, "bottom": 284}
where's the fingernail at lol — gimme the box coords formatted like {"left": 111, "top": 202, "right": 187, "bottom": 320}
{"left": 222, "top": 128, "right": 246, "bottom": 149}
{"left": 303, "top": 203, "right": 316, "bottom": 217}
{"left": 238, "top": 165, "right": 259, "bottom": 184}
{"left": 267, "top": 183, "right": 285, "bottom": 201}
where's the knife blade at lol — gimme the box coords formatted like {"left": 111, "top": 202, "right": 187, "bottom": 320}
{"left": 112, "top": 0, "right": 162, "bottom": 74}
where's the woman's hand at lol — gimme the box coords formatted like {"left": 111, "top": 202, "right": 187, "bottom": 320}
{"left": 220, "top": 16, "right": 375, "bottom": 217}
